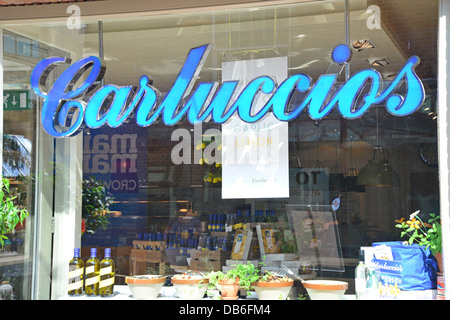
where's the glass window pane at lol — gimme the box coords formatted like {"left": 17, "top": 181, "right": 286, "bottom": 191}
{"left": 1, "top": 0, "right": 439, "bottom": 300}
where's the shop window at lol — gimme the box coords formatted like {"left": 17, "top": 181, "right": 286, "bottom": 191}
{"left": 1, "top": 0, "right": 439, "bottom": 300}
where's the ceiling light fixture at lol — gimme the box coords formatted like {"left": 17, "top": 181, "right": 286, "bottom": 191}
{"left": 352, "top": 40, "right": 375, "bottom": 51}
{"left": 356, "top": 146, "right": 400, "bottom": 186}
{"left": 366, "top": 58, "right": 391, "bottom": 67}
{"left": 382, "top": 73, "right": 397, "bottom": 80}
{"left": 356, "top": 109, "right": 400, "bottom": 187}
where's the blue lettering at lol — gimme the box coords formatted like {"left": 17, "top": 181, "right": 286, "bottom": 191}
{"left": 234, "top": 76, "right": 276, "bottom": 122}
{"left": 160, "top": 44, "right": 211, "bottom": 125}
{"left": 30, "top": 44, "right": 425, "bottom": 138}
{"left": 134, "top": 75, "right": 161, "bottom": 126}
{"left": 269, "top": 74, "right": 311, "bottom": 121}
{"left": 86, "top": 84, "right": 138, "bottom": 128}
{"left": 300, "top": 74, "right": 338, "bottom": 120}
{"left": 185, "top": 82, "right": 218, "bottom": 123}
{"left": 375, "top": 56, "right": 425, "bottom": 116}
{"left": 337, "top": 69, "right": 382, "bottom": 119}
{"left": 208, "top": 81, "right": 241, "bottom": 123}
{"left": 31, "top": 55, "right": 105, "bottom": 137}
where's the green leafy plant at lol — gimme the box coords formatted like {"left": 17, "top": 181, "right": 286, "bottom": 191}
{"left": 228, "top": 261, "right": 262, "bottom": 290}
{"left": 395, "top": 210, "right": 441, "bottom": 255}
{"left": 0, "top": 177, "right": 29, "bottom": 249}
{"left": 82, "top": 176, "right": 114, "bottom": 238}
{"left": 208, "top": 261, "right": 264, "bottom": 291}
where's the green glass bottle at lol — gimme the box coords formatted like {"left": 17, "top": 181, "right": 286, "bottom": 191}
{"left": 67, "top": 248, "right": 84, "bottom": 296}
{"left": 85, "top": 248, "right": 100, "bottom": 296}
{"left": 99, "top": 248, "right": 115, "bottom": 297}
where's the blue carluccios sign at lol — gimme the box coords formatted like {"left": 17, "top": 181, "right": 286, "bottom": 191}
{"left": 30, "top": 44, "right": 425, "bottom": 138}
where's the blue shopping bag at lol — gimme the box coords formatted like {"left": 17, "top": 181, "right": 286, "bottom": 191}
{"left": 372, "top": 241, "right": 438, "bottom": 291}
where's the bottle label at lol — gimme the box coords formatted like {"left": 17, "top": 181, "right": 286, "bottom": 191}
{"left": 99, "top": 277, "right": 115, "bottom": 288}
{"left": 233, "top": 236, "right": 243, "bottom": 253}
{"left": 100, "top": 266, "right": 112, "bottom": 276}
{"left": 68, "top": 268, "right": 83, "bottom": 279}
{"left": 68, "top": 280, "right": 83, "bottom": 291}
{"left": 85, "top": 276, "right": 100, "bottom": 286}
{"left": 86, "top": 265, "right": 96, "bottom": 274}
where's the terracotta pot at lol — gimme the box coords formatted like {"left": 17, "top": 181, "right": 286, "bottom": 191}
{"left": 126, "top": 275, "right": 166, "bottom": 300}
{"left": 218, "top": 278, "right": 240, "bottom": 298}
{"left": 302, "top": 280, "right": 348, "bottom": 300}
{"left": 221, "top": 295, "right": 239, "bottom": 300}
{"left": 435, "top": 252, "right": 444, "bottom": 273}
{"left": 254, "top": 280, "right": 294, "bottom": 300}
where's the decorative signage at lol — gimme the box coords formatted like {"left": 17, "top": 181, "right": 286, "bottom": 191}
{"left": 30, "top": 43, "right": 425, "bottom": 138}
{"left": 83, "top": 123, "right": 147, "bottom": 193}
{"left": 221, "top": 57, "right": 289, "bottom": 199}
{"left": 289, "top": 168, "right": 329, "bottom": 205}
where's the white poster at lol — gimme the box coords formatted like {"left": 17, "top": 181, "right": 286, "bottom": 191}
{"left": 221, "top": 57, "right": 289, "bottom": 199}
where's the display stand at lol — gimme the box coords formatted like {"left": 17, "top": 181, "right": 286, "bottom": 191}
{"left": 286, "top": 204, "right": 344, "bottom": 274}
{"left": 223, "top": 222, "right": 316, "bottom": 279}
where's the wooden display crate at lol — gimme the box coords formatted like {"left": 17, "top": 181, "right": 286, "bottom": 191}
{"left": 189, "top": 249, "right": 230, "bottom": 272}
{"left": 132, "top": 240, "right": 167, "bottom": 251}
{"left": 129, "top": 248, "right": 168, "bottom": 275}
{"left": 130, "top": 248, "right": 167, "bottom": 263}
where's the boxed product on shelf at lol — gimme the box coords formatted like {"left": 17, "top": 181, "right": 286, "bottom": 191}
{"left": 230, "top": 228, "right": 253, "bottom": 260}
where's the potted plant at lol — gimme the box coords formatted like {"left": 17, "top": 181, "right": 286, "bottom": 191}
{"left": 207, "top": 262, "right": 261, "bottom": 300}
{"left": 0, "top": 177, "right": 29, "bottom": 250}
{"left": 254, "top": 271, "right": 294, "bottom": 300}
{"left": 215, "top": 272, "right": 240, "bottom": 300}
{"left": 82, "top": 176, "right": 114, "bottom": 238}
{"left": 395, "top": 211, "right": 442, "bottom": 272}
{"left": 204, "top": 271, "right": 222, "bottom": 299}
{"left": 206, "top": 269, "right": 240, "bottom": 300}
{"left": 392, "top": 210, "right": 442, "bottom": 296}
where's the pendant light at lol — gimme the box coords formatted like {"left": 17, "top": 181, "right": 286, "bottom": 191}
{"left": 356, "top": 109, "right": 400, "bottom": 187}
{"left": 356, "top": 146, "right": 400, "bottom": 186}
{"left": 346, "top": 137, "right": 365, "bottom": 192}
{"left": 329, "top": 143, "right": 347, "bottom": 192}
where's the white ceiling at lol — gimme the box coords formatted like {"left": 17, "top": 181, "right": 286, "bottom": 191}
{"left": 79, "top": 0, "right": 406, "bottom": 91}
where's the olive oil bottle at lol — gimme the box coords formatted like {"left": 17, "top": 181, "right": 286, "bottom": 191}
{"left": 99, "top": 248, "right": 115, "bottom": 297}
{"left": 67, "top": 248, "right": 84, "bottom": 296}
{"left": 85, "top": 248, "right": 100, "bottom": 296}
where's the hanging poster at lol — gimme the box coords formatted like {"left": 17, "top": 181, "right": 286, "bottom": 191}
{"left": 221, "top": 57, "right": 289, "bottom": 199}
